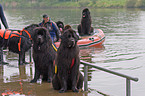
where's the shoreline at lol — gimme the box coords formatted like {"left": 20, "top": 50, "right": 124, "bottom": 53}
{"left": 3, "top": 6, "right": 145, "bottom": 10}
{"left": 2, "top": 1, "right": 145, "bottom": 9}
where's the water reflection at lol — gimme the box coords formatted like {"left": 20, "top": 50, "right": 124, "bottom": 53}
{"left": 3, "top": 65, "right": 19, "bottom": 83}
{"left": 80, "top": 45, "right": 105, "bottom": 62}
{"left": 1, "top": 60, "right": 32, "bottom": 83}
{"left": 80, "top": 46, "right": 105, "bottom": 82}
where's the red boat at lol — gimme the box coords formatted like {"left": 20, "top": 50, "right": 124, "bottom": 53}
{"left": 55, "top": 29, "right": 105, "bottom": 48}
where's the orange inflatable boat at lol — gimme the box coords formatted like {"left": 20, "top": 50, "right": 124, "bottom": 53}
{"left": 55, "top": 29, "right": 105, "bottom": 48}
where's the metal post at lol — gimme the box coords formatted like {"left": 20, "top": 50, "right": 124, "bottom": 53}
{"left": 29, "top": 47, "right": 32, "bottom": 63}
{"left": 126, "top": 78, "right": 131, "bottom": 96}
{"left": 0, "top": 48, "right": 3, "bottom": 64}
{"left": 84, "top": 65, "right": 88, "bottom": 91}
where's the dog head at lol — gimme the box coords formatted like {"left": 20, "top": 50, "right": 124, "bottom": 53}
{"left": 64, "top": 25, "right": 71, "bottom": 31}
{"left": 33, "top": 27, "right": 51, "bottom": 45}
{"left": 24, "top": 24, "right": 40, "bottom": 33}
{"left": 56, "top": 21, "right": 64, "bottom": 33}
{"left": 82, "top": 8, "right": 90, "bottom": 18}
{"left": 61, "top": 28, "right": 79, "bottom": 48}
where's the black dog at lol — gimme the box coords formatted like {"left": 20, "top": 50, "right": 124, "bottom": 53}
{"left": 56, "top": 21, "right": 64, "bottom": 34}
{"left": 55, "top": 21, "right": 72, "bottom": 35}
{"left": 64, "top": 25, "right": 71, "bottom": 31}
{"left": 52, "top": 28, "right": 84, "bottom": 93}
{"left": 0, "top": 24, "right": 39, "bottom": 65}
{"left": 30, "top": 27, "right": 56, "bottom": 83}
{"left": 78, "top": 8, "right": 94, "bottom": 36}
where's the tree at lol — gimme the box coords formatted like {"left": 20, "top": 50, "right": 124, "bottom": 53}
{"left": 135, "top": 0, "right": 145, "bottom": 8}
{"left": 126, "top": 0, "right": 137, "bottom": 8}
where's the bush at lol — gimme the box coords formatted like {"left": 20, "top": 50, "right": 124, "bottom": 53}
{"left": 126, "top": 0, "right": 136, "bottom": 8}
{"left": 78, "top": 0, "right": 91, "bottom": 7}
{"left": 135, "top": 0, "right": 145, "bottom": 8}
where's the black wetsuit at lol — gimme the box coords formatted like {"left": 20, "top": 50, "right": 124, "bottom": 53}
{"left": 0, "top": 4, "right": 8, "bottom": 29}
{"left": 0, "top": 4, "right": 8, "bottom": 63}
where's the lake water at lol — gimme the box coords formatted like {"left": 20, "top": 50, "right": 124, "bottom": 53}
{"left": 0, "top": 8, "right": 145, "bottom": 96}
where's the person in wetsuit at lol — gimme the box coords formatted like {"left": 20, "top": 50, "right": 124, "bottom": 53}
{"left": 0, "top": 4, "right": 8, "bottom": 29}
{"left": 0, "top": 4, "right": 9, "bottom": 64}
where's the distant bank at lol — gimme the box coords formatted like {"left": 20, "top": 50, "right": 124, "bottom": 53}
{"left": 1, "top": 0, "right": 145, "bottom": 9}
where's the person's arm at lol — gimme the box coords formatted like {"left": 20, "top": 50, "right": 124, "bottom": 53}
{"left": 39, "top": 22, "right": 42, "bottom": 26}
{"left": 0, "top": 4, "right": 8, "bottom": 29}
{"left": 52, "top": 22, "right": 61, "bottom": 41}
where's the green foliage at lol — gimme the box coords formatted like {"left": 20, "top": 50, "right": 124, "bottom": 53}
{"left": 78, "top": 0, "right": 91, "bottom": 7}
{"left": 126, "top": 0, "right": 145, "bottom": 8}
{"left": 135, "top": 0, "right": 145, "bottom": 8}
{"left": 126, "top": 0, "right": 137, "bottom": 8}
{"left": 51, "top": 2, "right": 79, "bottom": 7}
{"left": 1, "top": 0, "right": 145, "bottom": 8}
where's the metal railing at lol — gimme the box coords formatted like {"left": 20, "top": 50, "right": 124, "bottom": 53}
{"left": 80, "top": 60, "right": 139, "bottom": 96}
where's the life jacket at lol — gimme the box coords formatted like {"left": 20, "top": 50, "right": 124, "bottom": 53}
{"left": 0, "top": 29, "right": 21, "bottom": 39}
{"left": 40, "top": 21, "right": 53, "bottom": 32}
{"left": 0, "top": 29, "right": 32, "bottom": 51}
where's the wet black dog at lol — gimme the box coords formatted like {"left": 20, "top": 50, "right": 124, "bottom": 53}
{"left": 64, "top": 25, "right": 71, "bottom": 31}
{"left": 78, "top": 8, "right": 94, "bottom": 36}
{"left": 56, "top": 21, "right": 64, "bottom": 34}
{"left": 30, "top": 27, "right": 56, "bottom": 83}
{"left": 0, "top": 24, "right": 39, "bottom": 65}
{"left": 52, "top": 28, "right": 84, "bottom": 93}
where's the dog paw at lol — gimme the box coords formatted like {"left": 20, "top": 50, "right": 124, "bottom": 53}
{"left": 19, "top": 62, "right": 24, "bottom": 65}
{"left": 30, "top": 79, "right": 37, "bottom": 83}
{"left": 72, "top": 87, "right": 79, "bottom": 93}
{"left": 24, "top": 61, "right": 29, "bottom": 64}
{"left": 47, "top": 77, "right": 52, "bottom": 83}
{"left": 59, "top": 88, "right": 66, "bottom": 93}
{"left": 0, "top": 61, "right": 9, "bottom": 65}
{"left": 47, "top": 79, "right": 52, "bottom": 83}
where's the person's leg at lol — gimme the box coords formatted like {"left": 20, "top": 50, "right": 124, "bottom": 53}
{"left": 0, "top": 47, "right": 8, "bottom": 65}
{"left": 53, "top": 36, "right": 57, "bottom": 42}
{"left": 0, "top": 48, "right": 3, "bottom": 64}
{"left": 0, "top": 24, "right": 1, "bottom": 64}
{"left": 51, "top": 35, "right": 54, "bottom": 43}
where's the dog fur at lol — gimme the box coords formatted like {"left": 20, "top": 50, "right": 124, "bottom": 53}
{"left": 78, "top": 8, "right": 94, "bottom": 36}
{"left": 0, "top": 24, "right": 39, "bottom": 65}
{"left": 30, "top": 27, "right": 56, "bottom": 83}
{"left": 52, "top": 28, "right": 84, "bottom": 93}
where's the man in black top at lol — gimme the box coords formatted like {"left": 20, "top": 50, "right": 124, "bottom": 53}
{"left": 0, "top": 4, "right": 9, "bottom": 64}
{"left": 0, "top": 4, "right": 8, "bottom": 29}
{"left": 39, "top": 14, "right": 60, "bottom": 42}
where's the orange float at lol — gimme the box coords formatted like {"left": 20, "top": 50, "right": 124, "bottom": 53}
{"left": 55, "top": 29, "right": 105, "bottom": 48}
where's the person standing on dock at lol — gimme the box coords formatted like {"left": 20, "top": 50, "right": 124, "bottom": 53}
{"left": 0, "top": 4, "right": 8, "bottom": 29}
{"left": 0, "top": 4, "right": 9, "bottom": 65}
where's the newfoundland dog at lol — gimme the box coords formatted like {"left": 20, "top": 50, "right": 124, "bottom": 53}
{"left": 56, "top": 21, "right": 64, "bottom": 34}
{"left": 78, "top": 8, "right": 94, "bottom": 36}
{"left": 52, "top": 28, "right": 84, "bottom": 93}
{"left": 0, "top": 24, "right": 39, "bottom": 65}
{"left": 30, "top": 27, "right": 56, "bottom": 83}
